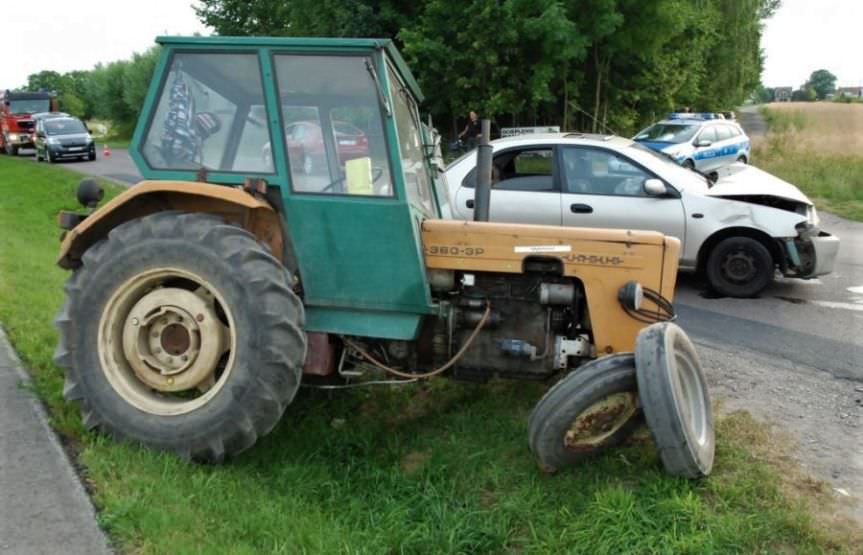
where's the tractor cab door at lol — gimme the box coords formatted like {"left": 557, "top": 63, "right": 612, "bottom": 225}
{"left": 271, "top": 53, "right": 436, "bottom": 339}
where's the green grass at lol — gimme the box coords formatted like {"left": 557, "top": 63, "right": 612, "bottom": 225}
{"left": 0, "top": 155, "right": 858, "bottom": 554}
{"left": 755, "top": 105, "right": 863, "bottom": 221}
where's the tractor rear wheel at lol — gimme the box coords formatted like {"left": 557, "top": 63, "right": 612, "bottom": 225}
{"left": 528, "top": 354, "right": 641, "bottom": 473}
{"left": 55, "top": 211, "right": 306, "bottom": 461}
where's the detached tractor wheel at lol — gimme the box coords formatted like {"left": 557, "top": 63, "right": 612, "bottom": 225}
{"left": 528, "top": 354, "right": 642, "bottom": 473}
{"left": 635, "top": 322, "right": 714, "bottom": 478}
{"left": 705, "top": 236, "right": 773, "bottom": 298}
{"left": 54, "top": 212, "right": 307, "bottom": 461}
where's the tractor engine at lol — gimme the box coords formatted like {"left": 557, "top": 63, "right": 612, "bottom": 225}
{"left": 378, "top": 266, "right": 592, "bottom": 381}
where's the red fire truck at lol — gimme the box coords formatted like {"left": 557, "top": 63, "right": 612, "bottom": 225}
{"left": 1, "top": 90, "right": 57, "bottom": 155}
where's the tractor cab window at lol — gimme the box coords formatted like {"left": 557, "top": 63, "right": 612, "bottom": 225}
{"left": 273, "top": 54, "right": 392, "bottom": 196}
{"left": 388, "top": 66, "right": 436, "bottom": 215}
{"left": 141, "top": 52, "right": 273, "bottom": 174}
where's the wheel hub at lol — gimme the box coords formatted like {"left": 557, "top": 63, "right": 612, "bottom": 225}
{"left": 121, "top": 287, "right": 228, "bottom": 392}
{"left": 564, "top": 392, "right": 638, "bottom": 450}
{"left": 721, "top": 251, "right": 756, "bottom": 283}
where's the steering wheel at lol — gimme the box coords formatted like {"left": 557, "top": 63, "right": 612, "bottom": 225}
{"left": 320, "top": 166, "right": 385, "bottom": 194}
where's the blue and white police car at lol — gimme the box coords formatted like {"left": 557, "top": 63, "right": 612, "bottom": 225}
{"left": 633, "top": 113, "right": 750, "bottom": 176}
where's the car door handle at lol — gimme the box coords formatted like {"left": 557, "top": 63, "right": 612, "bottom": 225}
{"left": 466, "top": 199, "right": 474, "bottom": 209}
{"left": 570, "top": 203, "right": 593, "bottom": 214}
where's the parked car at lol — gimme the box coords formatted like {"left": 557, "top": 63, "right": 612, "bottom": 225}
{"left": 444, "top": 133, "right": 839, "bottom": 297}
{"left": 262, "top": 120, "right": 369, "bottom": 174}
{"left": 34, "top": 116, "right": 96, "bottom": 162}
{"left": 633, "top": 113, "right": 750, "bottom": 177}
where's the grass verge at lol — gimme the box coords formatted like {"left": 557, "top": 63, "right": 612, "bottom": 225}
{"left": 0, "top": 155, "right": 859, "bottom": 553}
{"left": 755, "top": 104, "right": 863, "bottom": 221}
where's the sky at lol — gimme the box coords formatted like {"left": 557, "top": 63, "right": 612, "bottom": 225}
{"left": 1, "top": 0, "right": 860, "bottom": 91}
{"left": 761, "top": 0, "right": 862, "bottom": 87}
{"left": 0, "top": 0, "right": 209, "bottom": 90}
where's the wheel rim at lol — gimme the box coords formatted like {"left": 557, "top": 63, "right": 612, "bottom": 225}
{"left": 671, "top": 340, "right": 709, "bottom": 447}
{"left": 98, "top": 268, "right": 236, "bottom": 416}
{"left": 721, "top": 250, "right": 757, "bottom": 283}
{"left": 564, "top": 392, "right": 638, "bottom": 450}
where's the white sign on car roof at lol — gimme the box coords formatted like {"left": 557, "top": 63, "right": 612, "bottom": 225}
{"left": 501, "top": 126, "right": 560, "bottom": 137}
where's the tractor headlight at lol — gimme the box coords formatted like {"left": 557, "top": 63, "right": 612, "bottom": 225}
{"left": 618, "top": 281, "right": 644, "bottom": 311}
{"left": 8, "top": 133, "right": 19, "bottom": 142}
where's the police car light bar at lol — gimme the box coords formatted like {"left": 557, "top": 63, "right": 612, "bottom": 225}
{"left": 667, "top": 112, "right": 724, "bottom": 120}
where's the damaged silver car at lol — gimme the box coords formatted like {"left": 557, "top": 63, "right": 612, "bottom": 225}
{"left": 445, "top": 134, "right": 840, "bottom": 297}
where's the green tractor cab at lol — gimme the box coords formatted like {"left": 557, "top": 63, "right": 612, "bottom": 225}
{"left": 56, "top": 36, "right": 714, "bottom": 478}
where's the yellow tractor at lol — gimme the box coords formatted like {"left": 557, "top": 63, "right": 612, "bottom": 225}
{"left": 55, "top": 36, "right": 714, "bottom": 478}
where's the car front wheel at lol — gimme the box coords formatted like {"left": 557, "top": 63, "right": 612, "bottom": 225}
{"left": 705, "top": 236, "right": 773, "bottom": 297}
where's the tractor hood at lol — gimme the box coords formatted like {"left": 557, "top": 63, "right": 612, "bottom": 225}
{"left": 706, "top": 163, "right": 812, "bottom": 206}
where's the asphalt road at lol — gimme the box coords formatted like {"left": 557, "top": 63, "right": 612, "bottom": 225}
{"left": 18, "top": 143, "right": 863, "bottom": 381}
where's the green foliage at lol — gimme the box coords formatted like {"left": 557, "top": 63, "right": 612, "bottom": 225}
{"left": 792, "top": 86, "right": 817, "bottom": 102}
{"left": 805, "top": 69, "right": 837, "bottom": 100}
{"left": 196, "top": 0, "right": 778, "bottom": 137}
{"left": 21, "top": 46, "right": 160, "bottom": 137}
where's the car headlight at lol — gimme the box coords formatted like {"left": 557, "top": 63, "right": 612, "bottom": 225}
{"left": 46, "top": 137, "right": 61, "bottom": 145}
{"left": 8, "top": 133, "right": 19, "bottom": 141}
{"left": 808, "top": 206, "right": 820, "bottom": 226}
{"left": 85, "top": 133, "right": 93, "bottom": 143}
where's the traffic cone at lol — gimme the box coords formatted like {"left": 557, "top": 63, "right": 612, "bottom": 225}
{"left": 103, "top": 144, "right": 111, "bottom": 157}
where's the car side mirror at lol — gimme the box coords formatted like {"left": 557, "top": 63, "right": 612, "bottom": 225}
{"left": 695, "top": 139, "right": 712, "bottom": 147}
{"left": 643, "top": 178, "right": 668, "bottom": 197}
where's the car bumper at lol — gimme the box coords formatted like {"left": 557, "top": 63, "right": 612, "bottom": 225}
{"left": 785, "top": 226, "right": 840, "bottom": 278}
{"left": 48, "top": 144, "right": 95, "bottom": 158}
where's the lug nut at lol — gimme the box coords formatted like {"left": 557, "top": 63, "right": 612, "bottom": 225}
{"left": 131, "top": 317, "right": 139, "bottom": 326}
{"left": 196, "top": 314, "right": 204, "bottom": 322}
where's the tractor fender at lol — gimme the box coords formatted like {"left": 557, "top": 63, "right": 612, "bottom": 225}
{"left": 58, "top": 180, "right": 289, "bottom": 270}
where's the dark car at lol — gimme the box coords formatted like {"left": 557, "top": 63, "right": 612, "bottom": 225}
{"left": 35, "top": 116, "right": 96, "bottom": 162}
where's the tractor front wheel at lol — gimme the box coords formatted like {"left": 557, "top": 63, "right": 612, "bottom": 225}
{"left": 528, "top": 354, "right": 642, "bottom": 473}
{"left": 55, "top": 212, "right": 306, "bottom": 461}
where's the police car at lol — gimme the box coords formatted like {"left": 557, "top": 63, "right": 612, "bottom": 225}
{"left": 633, "top": 113, "right": 750, "bottom": 177}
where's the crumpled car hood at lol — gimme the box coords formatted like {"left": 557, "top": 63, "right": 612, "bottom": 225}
{"left": 706, "top": 163, "right": 812, "bottom": 206}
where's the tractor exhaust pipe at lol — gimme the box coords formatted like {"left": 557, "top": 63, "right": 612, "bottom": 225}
{"left": 473, "top": 119, "right": 492, "bottom": 222}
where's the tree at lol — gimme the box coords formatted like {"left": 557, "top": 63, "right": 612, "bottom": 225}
{"left": 805, "top": 69, "right": 836, "bottom": 100}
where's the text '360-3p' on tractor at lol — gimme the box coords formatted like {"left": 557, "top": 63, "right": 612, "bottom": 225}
{"left": 55, "top": 36, "right": 714, "bottom": 479}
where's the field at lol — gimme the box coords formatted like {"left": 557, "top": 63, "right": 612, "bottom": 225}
{"left": 754, "top": 102, "right": 863, "bottom": 221}
{"left": 1, "top": 155, "right": 860, "bottom": 553}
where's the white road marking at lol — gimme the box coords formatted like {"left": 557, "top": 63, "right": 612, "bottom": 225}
{"left": 811, "top": 300, "right": 863, "bottom": 312}
{"left": 847, "top": 285, "right": 863, "bottom": 296}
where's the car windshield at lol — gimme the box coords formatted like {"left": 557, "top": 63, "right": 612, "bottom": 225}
{"left": 635, "top": 123, "right": 698, "bottom": 144}
{"left": 44, "top": 118, "right": 87, "bottom": 135}
{"left": 9, "top": 99, "right": 50, "bottom": 114}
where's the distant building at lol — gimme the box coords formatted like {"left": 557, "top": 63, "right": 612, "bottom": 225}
{"left": 837, "top": 86, "right": 863, "bottom": 98}
{"left": 773, "top": 87, "right": 792, "bottom": 102}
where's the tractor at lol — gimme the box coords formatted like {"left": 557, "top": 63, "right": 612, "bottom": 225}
{"left": 55, "top": 36, "right": 714, "bottom": 478}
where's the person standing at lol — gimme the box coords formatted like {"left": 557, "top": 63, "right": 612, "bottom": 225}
{"left": 458, "top": 111, "right": 482, "bottom": 150}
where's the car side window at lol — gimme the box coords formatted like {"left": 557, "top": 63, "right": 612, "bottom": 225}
{"left": 698, "top": 127, "right": 718, "bottom": 144}
{"left": 562, "top": 147, "right": 652, "bottom": 197}
{"left": 461, "top": 147, "right": 556, "bottom": 192}
{"left": 727, "top": 125, "right": 741, "bottom": 138}
{"left": 715, "top": 125, "right": 733, "bottom": 141}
